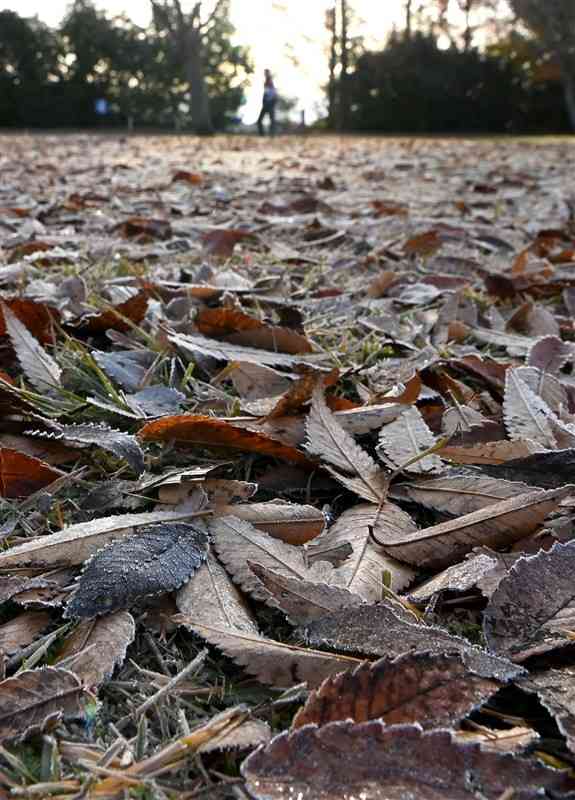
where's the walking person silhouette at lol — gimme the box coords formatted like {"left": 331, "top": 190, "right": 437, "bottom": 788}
{"left": 257, "top": 69, "right": 278, "bottom": 136}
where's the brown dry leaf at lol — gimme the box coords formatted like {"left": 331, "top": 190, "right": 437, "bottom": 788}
{"left": 1, "top": 302, "right": 62, "bottom": 395}
{"left": 484, "top": 539, "right": 575, "bottom": 662}
{"left": 366, "top": 270, "right": 399, "bottom": 298}
{"left": 202, "top": 228, "right": 255, "bottom": 258}
{"left": 391, "top": 473, "right": 535, "bottom": 518}
{"left": 0, "top": 508, "right": 208, "bottom": 569}
{"left": 0, "top": 298, "right": 59, "bottom": 344}
{"left": 181, "top": 621, "right": 363, "bottom": 688}
{"left": 195, "top": 307, "right": 263, "bottom": 337}
{"left": 408, "top": 550, "right": 516, "bottom": 603}
{"left": 377, "top": 406, "right": 443, "bottom": 474}
{"left": 265, "top": 369, "right": 339, "bottom": 420}
{"left": 291, "top": 651, "right": 501, "bottom": 730}
{"left": 177, "top": 547, "right": 259, "bottom": 635}
{"left": 170, "top": 331, "right": 322, "bottom": 369}
{"left": 197, "top": 712, "right": 271, "bottom": 755}
{"left": 211, "top": 516, "right": 340, "bottom": 605}
{"left": 375, "top": 485, "right": 572, "bottom": 569}
{"left": 0, "top": 667, "right": 86, "bottom": 743}
{"left": 0, "top": 447, "right": 62, "bottom": 498}
{"left": 403, "top": 229, "right": 444, "bottom": 257}
{"left": 158, "top": 478, "right": 256, "bottom": 507}
{"left": 439, "top": 440, "right": 539, "bottom": 465}
{"left": 248, "top": 562, "right": 364, "bottom": 625}
{"left": 305, "top": 387, "right": 388, "bottom": 503}
{"left": 215, "top": 501, "right": 325, "bottom": 545}
{"left": 469, "top": 326, "right": 535, "bottom": 357}
{"left": 227, "top": 325, "right": 314, "bottom": 356}
{"left": 138, "top": 415, "right": 313, "bottom": 467}
{"left": 224, "top": 361, "right": 292, "bottom": 400}
{"left": 242, "top": 723, "right": 575, "bottom": 800}
{"left": 74, "top": 290, "right": 149, "bottom": 335}
{"left": 172, "top": 170, "right": 204, "bottom": 185}
{"left": 114, "top": 216, "right": 172, "bottom": 240}
{"left": 0, "top": 611, "right": 52, "bottom": 656}
{"left": 54, "top": 611, "right": 136, "bottom": 688}
{"left": 307, "top": 503, "right": 416, "bottom": 596}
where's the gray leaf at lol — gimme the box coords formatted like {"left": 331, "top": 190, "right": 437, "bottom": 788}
{"left": 65, "top": 522, "right": 209, "bottom": 619}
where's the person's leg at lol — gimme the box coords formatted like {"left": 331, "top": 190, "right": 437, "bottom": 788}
{"left": 257, "top": 105, "right": 266, "bottom": 135}
{"left": 269, "top": 103, "right": 276, "bottom": 136}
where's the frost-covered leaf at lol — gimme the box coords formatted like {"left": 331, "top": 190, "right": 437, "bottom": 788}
{"left": 377, "top": 406, "right": 443, "bottom": 474}
{"left": 1, "top": 301, "right": 62, "bottom": 395}
{"left": 503, "top": 368, "right": 557, "bottom": 448}
{"left": 0, "top": 667, "right": 86, "bottom": 743}
{"left": 484, "top": 540, "right": 575, "bottom": 661}
{"left": 305, "top": 388, "right": 388, "bottom": 503}
{"left": 55, "top": 611, "right": 135, "bottom": 687}
{"left": 248, "top": 562, "right": 364, "bottom": 625}
{"left": 65, "top": 522, "right": 209, "bottom": 618}
{"left": 527, "top": 335, "right": 575, "bottom": 374}
{"left": 521, "top": 666, "right": 575, "bottom": 755}
{"left": 28, "top": 421, "right": 145, "bottom": 475}
{"left": 177, "top": 547, "right": 259, "bottom": 634}
{"left": 307, "top": 503, "right": 416, "bottom": 597}
{"left": 292, "top": 651, "right": 502, "bottom": 730}
{"left": 376, "top": 485, "right": 571, "bottom": 569}
{"left": 211, "top": 516, "right": 341, "bottom": 606}
{"left": 242, "top": 722, "right": 575, "bottom": 800}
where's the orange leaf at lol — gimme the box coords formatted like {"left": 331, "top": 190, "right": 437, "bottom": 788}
{"left": 138, "top": 415, "right": 314, "bottom": 466}
{"left": 196, "top": 307, "right": 263, "bottom": 337}
{"left": 403, "top": 230, "right": 443, "bottom": 257}
{"left": 202, "top": 229, "right": 255, "bottom": 259}
{"left": 72, "top": 290, "right": 149, "bottom": 334}
{"left": 0, "top": 299, "right": 59, "bottom": 344}
{"left": 172, "top": 170, "right": 204, "bottom": 185}
{"left": 0, "top": 448, "right": 62, "bottom": 498}
{"left": 114, "top": 217, "right": 172, "bottom": 241}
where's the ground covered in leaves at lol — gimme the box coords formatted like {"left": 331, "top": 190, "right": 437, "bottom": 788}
{"left": 3, "top": 132, "right": 575, "bottom": 798}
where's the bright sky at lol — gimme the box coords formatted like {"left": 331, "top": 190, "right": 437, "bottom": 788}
{"left": 1, "top": 1, "right": 404, "bottom": 121}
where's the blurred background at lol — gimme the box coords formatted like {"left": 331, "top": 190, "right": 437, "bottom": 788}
{"left": 0, "top": 0, "right": 572, "bottom": 134}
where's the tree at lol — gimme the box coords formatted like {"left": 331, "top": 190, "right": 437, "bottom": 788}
{"left": 150, "top": 0, "right": 247, "bottom": 134}
{"left": 510, "top": 0, "right": 575, "bottom": 129}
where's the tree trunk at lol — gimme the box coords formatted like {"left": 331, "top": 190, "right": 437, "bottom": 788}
{"left": 184, "top": 28, "right": 213, "bottom": 135}
{"left": 338, "top": 0, "right": 350, "bottom": 131}
{"left": 327, "top": 5, "right": 338, "bottom": 129}
{"left": 405, "top": 0, "right": 413, "bottom": 39}
{"left": 561, "top": 70, "right": 575, "bottom": 131}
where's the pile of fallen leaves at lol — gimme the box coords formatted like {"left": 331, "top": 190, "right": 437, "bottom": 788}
{"left": 2, "top": 133, "right": 575, "bottom": 798}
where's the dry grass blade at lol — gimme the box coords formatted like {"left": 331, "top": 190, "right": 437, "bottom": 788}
{"left": 375, "top": 485, "right": 572, "bottom": 569}
{"left": 305, "top": 387, "right": 388, "bottom": 503}
{"left": 1, "top": 302, "right": 62, "bottom": 395}
{"left": 211, "top": 516, "right": 341, "bottom": 605}
{"left": 0, "top": 667, "right": 86, "bottom": 743}
{"left": 291, "top": 651, "right": 502, "bottom": 730}
{"left": 177, "top": 547, "right": 259, "bottom": 634}
{"left": 307, "top": 503, "right": 416, "bottom": 596}
{"left": 377, "top": 406, "right": 443, "bottom": 474}
{"left": 0, "top": 508, "right": 209, "bottom": 568}
{"left": 182, "top": 620, "right": 363, "bottom": 688}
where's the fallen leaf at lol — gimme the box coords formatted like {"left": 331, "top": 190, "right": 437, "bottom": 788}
{"left": 521, "top": 666, "right": 575, "bottom": 755}
{"left": 306, "top": 503, "right": 416, "bottom": 597}
{"left": 55, "top": 611, "right": 135, "bottom": 687}
{"left": 0, "top": 448, "right": 62, "bottom": 498}
{"left": 73, "top": 290, "right": 149, "bottom": 335}
{"left": 202, "top": 228, "right": 255, "bottom": 258}
{"left": 139, "top": 414, "right": 313, "bottom": 466}
{"left": 169, "top": 332, "right": 323, "bottom": 369}
{"left": 65, "top": 522, "right": 209, "bottom": 618}
{"left": 484, "top": 539, "right": 575, "bottom": 661}
{"left": 291, "top": 651, "right": 501, "bottom": 730}
{"left": 1, "top": 302, "right": 62, "bottom": 395}
{"left": 242, "top": 723, "right": 575, "bottom": 800}
{"left": 0, "top": 611, "right": 52, "bottom": 656}
{"left": 377, "top": 406, "right": 443, "bottom": 474}
{"left": 182, "top": 621, "right": 363, "bottom": 688}
{"left": 177, "top": 547, "right": 259, "bottom": 635}
{"left": 305, "top": 387, "right": 388, "bottom": 503}
{"left": 376, "top": 485, "right": 571, "bottom": 569}
{"left": 215, "top": 501, "right": 325, "bottom": 545}
{"left": 0, "top": 667, "right": 86, "bottom": 743}
{"left": 0, "top": 298, "right": 58, "bottom": 344}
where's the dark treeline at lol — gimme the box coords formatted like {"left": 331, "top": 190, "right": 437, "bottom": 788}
{"left": 1, "top": 0, "right": 573, "bottom": 133}
{"left": 0, "top": 0, "right": 250, "bottom": 131}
